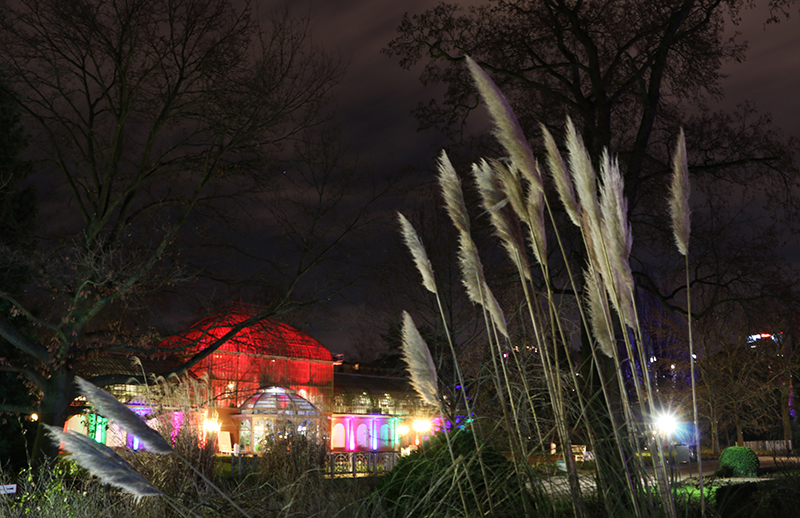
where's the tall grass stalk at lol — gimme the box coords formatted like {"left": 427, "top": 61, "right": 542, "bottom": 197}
{"left": 397, "top": 58, "right": 699, "bottom": 517}
{"left": 670, "top": 129, "right": 704, "bottom": 515}
{"left": 397, "top": 210, "right": 499, "bottom": 516}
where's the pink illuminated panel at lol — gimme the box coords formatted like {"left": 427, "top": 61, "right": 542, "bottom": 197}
{"left": 330, "top": 414, "right": 397, "bottom": 452}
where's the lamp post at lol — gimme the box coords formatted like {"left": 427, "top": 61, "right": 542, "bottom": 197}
{"left": 655, "top": 412, "right": 678, "bottom": 484}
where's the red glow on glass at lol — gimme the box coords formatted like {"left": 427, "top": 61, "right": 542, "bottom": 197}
{"left": 159, "top": 308, "right": 334, "bottom": 407}
{"left": 760, "top": 333, "right": 771, "bottom": 339}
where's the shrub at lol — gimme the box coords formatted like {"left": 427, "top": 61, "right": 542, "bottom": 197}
{"left": 376, "top": 429, "right": 537, "bottom": 517}
{"left": 716, "top": 446, "right": 759, "bottom": 478}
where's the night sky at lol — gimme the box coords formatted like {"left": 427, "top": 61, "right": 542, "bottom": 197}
{"left": 298, "top": 0, "right": 800, "bottom": 356}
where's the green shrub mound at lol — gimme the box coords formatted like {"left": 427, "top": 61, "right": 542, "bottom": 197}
{"left": 716, "top": 446, "right": 759, "bottom": 478}
{"left": 376, "top": 429, "right": 538, "bottom": 517}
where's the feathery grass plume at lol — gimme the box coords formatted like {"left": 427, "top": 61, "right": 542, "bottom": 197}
{"left": 473, "top": 160, "right": 531, "bottom": 279}
{"left": 483, "top": 159, "right": 523, "bottom": 217}
{"left": 565, "top": 117, "right": 600, "bottom": 231}
{"left": 598, "top": 150, "right": 635, "bottom": 326}
{"left": 670, "top": 128, "right": 691, "bottom": 255}
{"left": 438, "top": 151, "right": 490, "bottom": 305}
{"left": 542, "top": 123, "right": 581, "bottom": 228}
{"left": 526, "top": 180, "right": 548, "bottom": 267}
{"left": 457, "top": 233, "right": 487, "bottom": 305}
{"left": 43, "top": 425, "right": 162, "bottom": 502}
{"left": 398, "top": 212, "right": 438, "bottom": 293}
{"left": 75, "top": 376, "right": 173, "bottom": 454}
{"left": 438, "top": 151, "right": 471, "bottom": 234}
{"left": 465, "top": 55, "right": 542, "bottom": 192}
{"left": 482, "top": 281, "right": 509, "bottom": 338}
{"left": 401, "top": 311, "right": 439, "bottom": 406}
{"left": 585, "top": 269, "right": 614, "bottom": 357}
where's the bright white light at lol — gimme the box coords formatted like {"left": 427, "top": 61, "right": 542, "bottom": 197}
{"left": 203, "top": 420, "right": 220, "bottom": 433}
{"left": 397, "top": 425, "right": 409, "bottom": 436}
{"left": 412, "top": 420, "right": 432, "bottom": 433}
{"left": 30, "top": 413, "right": 38, "bottom": 422}
{"left": 655, "top": 413, "right": 678, "bottom": 436}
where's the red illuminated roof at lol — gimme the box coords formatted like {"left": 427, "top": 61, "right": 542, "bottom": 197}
{"left": 162, "top": 309, "right": 332, "bottom": 362}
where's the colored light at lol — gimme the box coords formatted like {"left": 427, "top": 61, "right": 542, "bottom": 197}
{"left": 348, "top": 419, "right": 355, "bottom": 451}
{"left": 29, "top": 413, "right": 38, "bottom": 422}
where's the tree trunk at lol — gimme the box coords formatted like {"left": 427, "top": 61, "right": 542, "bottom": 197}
{"left": 782, "top": 382, "right": 792, "bottom": 452}
{"left": 581, "top": 343, "right": 633, "bottom": 516}
{"left": 734, "top": 410, "right": 743, "bottom": 447}
{"left": 31, "top": 369, "right": 75, "bottom": 469}
{"left": 710, "top": 404, "right": 720, "bottom": 455}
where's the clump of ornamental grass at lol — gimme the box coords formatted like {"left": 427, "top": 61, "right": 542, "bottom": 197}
{"left": 0, "top": 457, "right": 157, "bottom": 518}
{"left": 396, "top": 57, "right": 698, "bottom": 518}
{"left": 50, "top": 377, "right": 252, "bottom": 518}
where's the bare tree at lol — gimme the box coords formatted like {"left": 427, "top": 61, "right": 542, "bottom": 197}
{"left": 384, "top": 0, "right": 799, "bottom": 307}
{"left": 0, "top": 0, "right": 362, "bottom": 465}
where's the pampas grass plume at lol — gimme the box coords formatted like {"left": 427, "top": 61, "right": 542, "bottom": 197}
{"left": 44, "top": 425, "right": 162, "bottom": 501}
{"left": 401, "top": 311, "right": 439, "bottom": 406}
{"left": 465, "top": 56, "right": 542, "bottom": 192}
{"left": 670, "top": 128, "right": 691, "bottom": 255}
{"left": 542, "top": 123, "right": 581, "bottom": 228}
{"left": 565, "top": 117, "right": 600, "bottom": 230}
{"left": 598, "top": 150, "right": 635, "bottom": 326}
{"left": 76, "top": 377, "right": 173, "bottom": 454}
{"left": 585, "top": 269, "right": 614, "bottom": 358}
{"left": 398, "top": 212, "right": 437, "bottom": 294}
{"left": 438, "top": 151, "right": 470, "bottom": 234}
{"left": 482, "top": 282, "right": 509, "bottom": 338}
{"left": 473, "top": 160, "right": 531, "bottom": 279}
{"left": 526, "top": 183, "right": 548, "bottom": 267}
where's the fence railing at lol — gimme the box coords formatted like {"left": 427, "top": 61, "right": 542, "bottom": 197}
{"left": 329, "top": 451, "right": 398, "bottom": 477}
{"left": 741, "top": 440, "right": 792, "bottom": 453}
{"left": 227, "top": 451, "right": 399, "bottom": 478}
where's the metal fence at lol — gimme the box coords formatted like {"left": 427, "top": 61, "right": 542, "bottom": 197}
{"left": 741, "top": 440, "right": 792, "bottom": 453}
{"left": 329, "top": 452, "right": 398, "bottom": 477}
{"left": 228, "top": 451, "right": 399, "bottom": 478}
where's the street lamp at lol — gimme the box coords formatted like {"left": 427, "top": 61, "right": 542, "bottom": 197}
{"left": 655, "top": 412, "right": 678, "bottom": 437}
{"left": 655, "top": 412, "right": 678, "bottom": 483}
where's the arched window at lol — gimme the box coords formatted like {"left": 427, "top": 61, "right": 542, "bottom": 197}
{"left": 379, "top": 424, "right": 391, "bottom": 448}
{"left": 331, "top": 423, "right": 345, "bottom": 449}
{"left": 356, "top": 423, "right": 369, "bottom": 448}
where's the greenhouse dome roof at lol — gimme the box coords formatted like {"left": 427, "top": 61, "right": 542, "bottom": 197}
{"left": 239, "top": 387, "right": 321, "bottom": 416}
{"left": 161, "top": 307, "right": 332, "bottom": 362}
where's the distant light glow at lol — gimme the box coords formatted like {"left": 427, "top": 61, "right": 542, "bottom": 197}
{"left": 655, "top": 413, "right": 678, "bottom": 436}
{"left": 397, "top": 425, "right": 409, "bottom": 436}
{"left": 204, "top": 420, "right": 220, "bottom": 433}
{"left": 412, "top": 420, "right": 431, "bottom": 433}
{"left": 30, "top": 413, "right": 38, "bottom": 422}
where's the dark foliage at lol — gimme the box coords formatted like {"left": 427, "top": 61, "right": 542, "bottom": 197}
{"left": 377, "top": 429, "right": 535, "bottom": 517}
